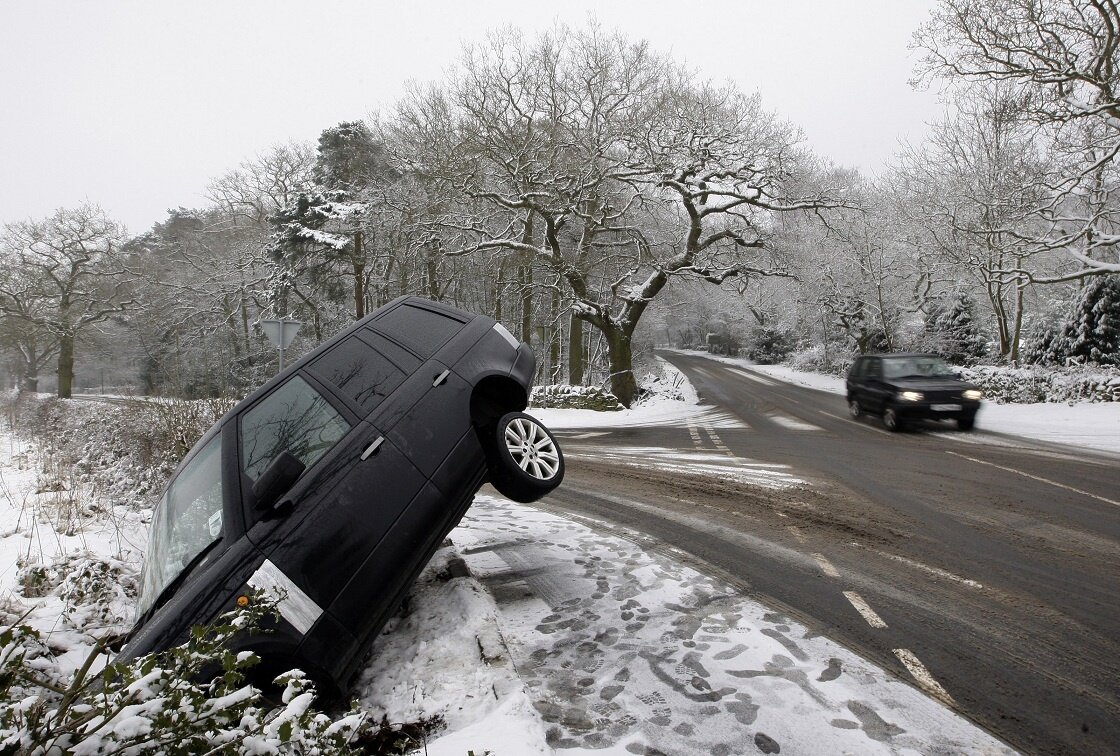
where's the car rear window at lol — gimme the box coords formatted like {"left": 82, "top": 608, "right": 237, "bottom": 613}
{"left": 240, "top": 375, "right": 351, "bottom": 480}
{"left": 309, "top": 335, "right": 408, "bottom": 413}
{"left": 373, "top": 303, "right": 465, "bottom": 357}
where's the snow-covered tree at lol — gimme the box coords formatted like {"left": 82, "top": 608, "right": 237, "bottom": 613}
{"left": 925, "top": 290, "right": 988, "bottom": 364}
{"left": 386, "top": 24, "right": 845, "bottom": 405}
{"left": 1031, "top": 275, "right": 1120, "bottom": 365}
{"left": 0, "top": 205, "right": 133, "bottom": 398}
{"left": 915, "top": 0, "right": 1120, "bottom": 279}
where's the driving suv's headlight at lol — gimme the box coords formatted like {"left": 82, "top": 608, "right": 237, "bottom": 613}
{"left": 899, "top": 391, "right": 924, "bottom": 402}
{"left": 963, "top": 389, "right": 982, "bottom": 400}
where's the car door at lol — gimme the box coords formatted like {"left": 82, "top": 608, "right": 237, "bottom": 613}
{"left": 863, "top": 358, "right": 891, "bottom": 412}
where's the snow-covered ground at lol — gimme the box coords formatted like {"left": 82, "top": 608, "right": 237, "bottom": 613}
{"left": 14, "top": 349, "right": 1088, "bottom": 753}
{"left": 668, "top": 351, "right": 1120, "bottom": 455}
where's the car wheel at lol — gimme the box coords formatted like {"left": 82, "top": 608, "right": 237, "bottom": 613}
{"left": 957, "top": 413, "right": 976, "bottom": 431}
{"left": 848, "top": 399, "right": 862, "bottom": 418}
{"left": 487, "top": 412, "right": 564, "bottom": 503}
{"left": 883, "top": 407, "right": 904, "bottom": 432}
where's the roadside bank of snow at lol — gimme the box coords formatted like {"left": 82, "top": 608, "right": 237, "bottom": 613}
{"left": 672, "top": 350, "right": 1120, "bottom": 455}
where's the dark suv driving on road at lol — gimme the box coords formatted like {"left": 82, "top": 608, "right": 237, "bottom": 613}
{"left": 846, "top": 353, "right": 982, "bottom": 432}
{"left": 117, "top": 296, "right": 564, "bottom": 694}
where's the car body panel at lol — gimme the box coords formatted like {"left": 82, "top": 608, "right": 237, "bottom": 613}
{"left": 117, "top": 296, "right": 555, "bottom": 692}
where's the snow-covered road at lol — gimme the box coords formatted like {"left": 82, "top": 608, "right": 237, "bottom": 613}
{"left": 465, "top": 497, "right": 1016, "bottom": 754}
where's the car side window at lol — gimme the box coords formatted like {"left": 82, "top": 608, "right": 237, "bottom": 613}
{"left": 240, "top": 375, "right": 352, "bottom": 481}
{"left": 309, "top": 335, "right": 408, "bottom": 413}
{"left": 866, "top": 359, "right": 881, "bottom": 379}
{"left": 373, "top": 304, "right": 465, "bottom": 357}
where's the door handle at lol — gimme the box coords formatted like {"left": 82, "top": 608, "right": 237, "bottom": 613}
{"left": 360, "top": 436, "right": 384, "bottom": 461}
{"left": 433, "top": 369, "right": 450, "bottom": 387}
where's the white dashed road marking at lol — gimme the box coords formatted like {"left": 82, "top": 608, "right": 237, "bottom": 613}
{"left": 843, "top": 591, "right": 888, "bottom": 629}
{"left": 812, "top": 553, "right": 841, "bottom": 578}
{"left": 894, "top": 648, "right": 957, "bottom": 707}
{"left": 727, "top": 367, "right": 779, "bottom": 386}
{"left": 947, "top": 451, "right": 1120, "bottom": 507}
{"left": 768, "top": 413, "right": 822, "bottom": 431}
{"left": 850, "top": 542, "right": 983, "bottom": 589}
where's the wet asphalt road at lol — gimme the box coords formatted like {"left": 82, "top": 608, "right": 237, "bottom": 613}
{"left": 539, "top": 351, "right": 1120, "bottom": 756}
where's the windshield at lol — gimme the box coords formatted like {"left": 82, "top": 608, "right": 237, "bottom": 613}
{"left": 881, "top": 356, "right": 956, "bottom": 379}
{"left": 136, "top": 434, "right": 225, "bottom": 618}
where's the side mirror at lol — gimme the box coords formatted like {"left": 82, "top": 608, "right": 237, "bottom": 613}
{"left": 252, "top": 451, "right": 305, "bottom": 512}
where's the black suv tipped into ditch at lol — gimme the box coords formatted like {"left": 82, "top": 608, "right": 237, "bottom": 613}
{"left": 846, "top": 353, "right": 983, "bottom": 432}
{"left": 117, "top": 296, "right": 564, "bottom": 695}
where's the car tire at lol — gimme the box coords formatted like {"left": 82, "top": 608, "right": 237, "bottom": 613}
{"left": 883, "top": 406, "right": 904, "bottom": 432}
{"left": 957, "top": 413, "right": 976, "bottom": 431}
{"left": 487, "top": 412, "right": 564, "bottom": 503}
{"left": 848, "top": 399, "right": 862, "bottom": 418}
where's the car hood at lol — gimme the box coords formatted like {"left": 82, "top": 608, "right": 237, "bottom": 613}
{"left": 888, "top": 377, "right": 978, "bottom": 392}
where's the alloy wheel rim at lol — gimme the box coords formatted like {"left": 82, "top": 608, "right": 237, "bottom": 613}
{"left": 504, "top": 417, "right": 560, "bottom": 480}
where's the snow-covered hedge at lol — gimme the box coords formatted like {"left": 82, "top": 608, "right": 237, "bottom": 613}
{"left": 3, "top": 392, "right": 234, "bottom": 508}
{"left": 529, "top": 384, "right": 623, "bottom": 411}
{"left": 959, "top": 365, "right": 1120, "bottom": 404}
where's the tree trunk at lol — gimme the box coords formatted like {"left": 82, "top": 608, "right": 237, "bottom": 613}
{"left": 604, "top": 326, "right": 638, "bottom": 408}
{"left": 353, "top": 231, "right": 365, "bottom": 319}
{"left": 1010, "top": 276, "right": 1026, "bottom": 365}
{"left": 568, "top": 312, "right": 584, "bottom": 385}
{"left": 519, "top": 262, "right": 533, "bottom": 344}
{"left": 57, "top": 333, "right": 75, "bottom": 399}
{"left": 519, "top": 213, "right": 534, "bottom": 344}
{"left": 549, "top": 287, "right": 562, "bottom": 383}
{"left": 494, "top": 259, "right": 505, "bottom": 322}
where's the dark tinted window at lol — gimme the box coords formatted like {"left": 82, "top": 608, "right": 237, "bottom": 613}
{"left": 374, "top": 304, "right": 464, "bottom": 357}
{"left": 310, "top": 335, "right": 407, "bottom": 412}
{"left": 866, "top": 359, "right": 882, "bottom": 379}
{"left": 240, "top": 375, "right": 351, "bottom": 481}
{"left": 356, "top": 328, "right": 421, "bottom": 373}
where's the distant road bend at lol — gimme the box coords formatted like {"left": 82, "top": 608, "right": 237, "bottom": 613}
{"left": 543, "top": 351, "right": 1120, "bottom": 756}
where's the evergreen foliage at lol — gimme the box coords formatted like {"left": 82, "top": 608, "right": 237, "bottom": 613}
{"left": 1028, "top": 275, "right": 1120, "bottom": 366}
{"left": 925, "top": 292, "right": 987, "bottom": 364}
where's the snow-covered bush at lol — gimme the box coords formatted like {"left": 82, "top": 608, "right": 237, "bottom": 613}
{"left": 4, "top": 394, "right": 234, "bottom": 508}
{"left": 742, "top": 327, "right": 796, "bottom": 365}
{"left": 785, "top": 346, "right": 853, "bottom": 377}
{"left": 529, "top": 385, "right": 623, "bottom": 411}
{"left": 960, "top": 365, "right": 1120, "bottom": 403}
{"left": 17, "top": 552, "right": 138, "bottom": 629}
{"left": 0, "top": 600, "right": 373, "bottom": 754}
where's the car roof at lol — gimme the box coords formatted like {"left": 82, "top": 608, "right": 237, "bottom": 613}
{"left": 863, "top": 352, "right": 940, "bottom": 359}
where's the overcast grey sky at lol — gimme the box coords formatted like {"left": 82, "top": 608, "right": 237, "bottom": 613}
{"left": 0, "top": 1, "right": 941, "bottom": 234}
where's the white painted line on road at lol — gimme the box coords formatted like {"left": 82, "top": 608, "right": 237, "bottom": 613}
{"left": 894, "top": 648, "right": 956, "bottom": 707}
{"left": 727, "top": 367, "right": 778, "bottom": 386}
{"left": 843, "top": 591, "right": 888, "bottom": 629}
{"left": 947, "top": 451, "right": 1120, "bottom": 507}
{"left": 812, "top": 553, "right": 840, "bottom": 578}
{"left": 769, "top": 413, "right": 821, "bottom": 431}
{"left": 850, "top": 543, "right": 983, "bottom": 589}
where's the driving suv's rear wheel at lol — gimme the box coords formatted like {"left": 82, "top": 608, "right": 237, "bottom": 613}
{"left": 883, "top": 407, "right": 904, "bottom": 432}
{"left": 848, "top": 399, "right": 862, "bottom": 418}
{"left": 487, "top": 412, "right": 565, "bottom": 503}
